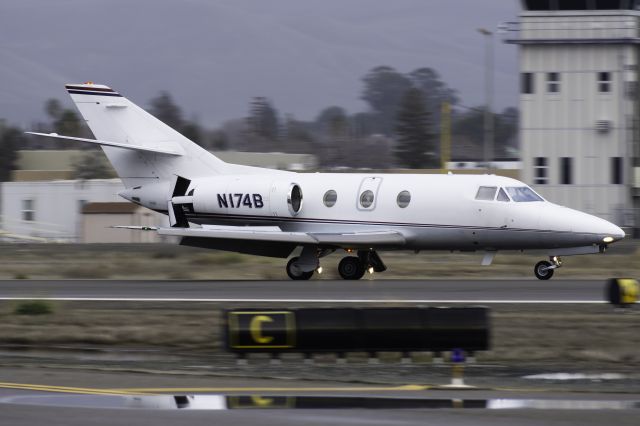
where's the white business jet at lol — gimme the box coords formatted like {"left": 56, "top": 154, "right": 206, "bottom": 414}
{"left": 28, "top": 83, "right": 625, "bottom": 280}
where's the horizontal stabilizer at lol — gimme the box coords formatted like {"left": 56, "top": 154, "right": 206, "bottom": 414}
{"left": 25, "top": 132, "right": 184, "bottom": 156}
{"left": 110, "top": 225, "right": 159, "bottom": 231}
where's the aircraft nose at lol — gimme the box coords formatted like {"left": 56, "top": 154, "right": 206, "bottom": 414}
{"left": 593, "top": 217, "right": 625, "bottom": 243}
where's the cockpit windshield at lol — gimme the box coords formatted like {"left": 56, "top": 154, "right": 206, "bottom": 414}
{"left": 505, "top": 186, "right": 544, "bottom": 202}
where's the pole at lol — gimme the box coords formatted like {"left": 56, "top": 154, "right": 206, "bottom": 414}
{"left": 478, "top": 28, "right": 494, "bottom": 171}
{"left": 440, "top": 101, "right": 451, "bottom": 170}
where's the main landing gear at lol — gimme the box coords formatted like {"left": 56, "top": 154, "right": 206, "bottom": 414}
{"left": 534, "top": 256, "right": 562, "bottom": 280}
{"left": 286, "top": 256, "right": 314, "bottom": 280}
{"left": 286, "top": 249, "right": 387, "bottom": 280}
{"left": 338, "top": 250, "right": 387, "bottom": 280}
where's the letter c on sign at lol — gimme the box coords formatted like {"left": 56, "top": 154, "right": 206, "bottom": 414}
{"left": 249, "top": 315, "right": 274, "bottom": 344}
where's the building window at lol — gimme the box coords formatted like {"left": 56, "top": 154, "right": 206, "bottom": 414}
{"left": 611, "top": 157, "right": 623, "bottom": 184}
{"left": 546, "top": 72, "right": 560, "bottom": 93}
{"left": 21, "top": 199, "right": 35, "bottom": 222}
{"left": 598, "top": 72, "right": 611, "bottom": 93}
{"left": 521, "top": 73, "right": 534, "bottom": 94}
{"left": 560, "top": 157, "right": 572, "bottom": 184}
{"left": 534, "top": 157, "right": 548, "bottom": 184}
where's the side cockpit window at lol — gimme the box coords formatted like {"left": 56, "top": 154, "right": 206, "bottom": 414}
{"left": 475, "top": 186, "right": 497, "bottom": 201}
{"left": 505, "top": 186, "right": 544, "bottom": 202}
{"left": 496, "top": 188, "right": 510, "bottom": 202}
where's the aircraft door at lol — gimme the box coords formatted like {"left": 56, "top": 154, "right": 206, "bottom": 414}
{"left": 357, "top": 177, "right": 383, "bottom": 211}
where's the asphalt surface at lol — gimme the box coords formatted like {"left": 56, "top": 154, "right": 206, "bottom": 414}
{"left": 0, "top": 279, "right": 614, "bottom": 302}
{"left": 0, "top": 369, "right": 638, "bottom": 426}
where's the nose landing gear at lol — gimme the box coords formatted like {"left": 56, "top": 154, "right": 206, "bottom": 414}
{"left": 534, "top": 256, "right": 562, "bottom": 280}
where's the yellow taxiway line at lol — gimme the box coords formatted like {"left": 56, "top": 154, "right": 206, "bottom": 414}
{"left": 110, "top": 384, "right": 430, "bottom": 393}
{"left": 0, "top": 382, "right": 429, "bottom": 395}
{"left": 0, "top": 382, "right": 154, "bottom": 396}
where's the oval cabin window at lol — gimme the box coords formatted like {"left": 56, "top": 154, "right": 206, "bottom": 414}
{"left": 323, "top": 190, "right": 337, "bottom": 207}
{"left": 359, "top": 190, "right": 374, "bottom": 208}
{"left": 397, "top": 190, "right": 411, "bottom": 208}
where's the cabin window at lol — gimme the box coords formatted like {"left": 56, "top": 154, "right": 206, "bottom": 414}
{"left": 396, "top": 190, "right": 411, "bottom": 208}
{"left": 505, "top": 187, "right": 544, "bottom": 202}
{"left": 323, "top": 190, "right": 337, "bottom": 207}
{"left": 359, "top": 190, "right": 374, "bottom": 208}
{"left": 496, "top": 188, "right": 510, "bottom": 202}
{"left": 475, "top": 186, "right": 497, "bottom": 201}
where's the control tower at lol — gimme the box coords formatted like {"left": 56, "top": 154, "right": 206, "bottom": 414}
{"left": 507, "top": 0, "right": 640, "bottom": 232}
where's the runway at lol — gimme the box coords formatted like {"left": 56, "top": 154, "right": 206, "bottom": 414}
{"left": 0, "top": 279, "right": 615, "bottom": 302}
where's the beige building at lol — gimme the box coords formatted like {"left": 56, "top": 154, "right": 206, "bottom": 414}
{"left": 507, "top": 0, "right": 640, "bottom": 233}
{"left": 81, "top": 202, "right": 163, "bottom": 243}
{"left": 12, "top": 150, "right": 318, "bottom": 182}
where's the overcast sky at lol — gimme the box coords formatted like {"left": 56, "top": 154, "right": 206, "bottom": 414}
{"left": 0, "top": 0, "right": 520, "bottom": 128}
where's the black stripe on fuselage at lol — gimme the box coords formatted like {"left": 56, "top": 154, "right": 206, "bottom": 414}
{"left": 150, "top": 209, "right": 599, "bottom": 236}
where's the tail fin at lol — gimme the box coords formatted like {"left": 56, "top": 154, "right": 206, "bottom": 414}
{"left": 65, "top": 83, "right": 233, "bottom": 188}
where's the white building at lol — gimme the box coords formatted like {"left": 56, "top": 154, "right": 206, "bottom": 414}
{"left": 507, "top": 0, "right": 640, "bottom": 233}
{"left": 0, "top": 179, "right": 163, "bottom": 241}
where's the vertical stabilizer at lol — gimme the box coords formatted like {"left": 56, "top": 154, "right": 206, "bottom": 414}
{"left": 65, "top": 83, "right": 241, "bottom": 188}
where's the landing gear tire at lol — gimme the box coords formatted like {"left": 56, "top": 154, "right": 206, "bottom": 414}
{"left": 338, "top": 256, "right": 365, "bottom": 280}
{"left": 286, "top": 257, "right": 314, "bottom": 280}
{"left": 534, "top": 260, "right": 554, "bottom": 280}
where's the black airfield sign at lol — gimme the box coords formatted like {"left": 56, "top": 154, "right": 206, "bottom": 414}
{"left": 225, "top": 307, "right": 490, "bottom": 353}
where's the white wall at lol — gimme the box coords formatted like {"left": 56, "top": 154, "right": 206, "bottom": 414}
{"left": 1, "top": 180, "right": 124, "bottom": 240}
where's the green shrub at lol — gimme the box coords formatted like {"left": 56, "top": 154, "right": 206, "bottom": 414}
{"left": 14, "top": 300, "right": 53, "bottom": 315}
{"left": 13, "top": 273, "right": 29, "bottom": 279}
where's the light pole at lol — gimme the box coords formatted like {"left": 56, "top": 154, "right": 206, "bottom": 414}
{"left": 478, "top": 28, "right": 494, "bottom": 170}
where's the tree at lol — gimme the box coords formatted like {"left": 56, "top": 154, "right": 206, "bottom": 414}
{"left": 180, "top": 119, "right": 204, "bottom": 146}
{"left": 394, "top": 88, "right": 436, "bottom": 168}
{"left": 209, "top": 129, "right": 229, "bottom": 150}
{"left": 408, "top": 67, "right": 459, "bottom": 131}
{"left": 451, "top": 106, "right": 519, "bottom": 160}
{"left": 248, "top": 97, "right": 279, "bottom": 142}
{"left": 282, "top": 114, "right": 315, "bottom": 153}
{"left": 70, "top": 152, "right": 115, "bottom": 180}
{"left": 148, "top": 91, "right": 185, "bottom": 131}
{"left": 0, "top": 121, "right": 21, "bottom": 182}
{"left": 44, "top": 98, "right": 87, "bottom": 139}
{"left": 361, "top": 66, "right": 413, "bottom": 135}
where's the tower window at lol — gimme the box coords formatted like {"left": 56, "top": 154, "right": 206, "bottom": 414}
{"left": 611, "top": 157, "right": 623, "bottom": 184}
{"left": 547, "top": 73, "right": 560, "bottom": 93}
{"left": 598, "top": 72, "right": 611, "bottom": 93}
{"left": 560, "top": 157, "right": 573, "bottom": 185}
{"left": 521, "top": 73, "right": 534, "bottom": 94}
{"left": 534, "top": 157, "right": 548, "bottom": 184}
